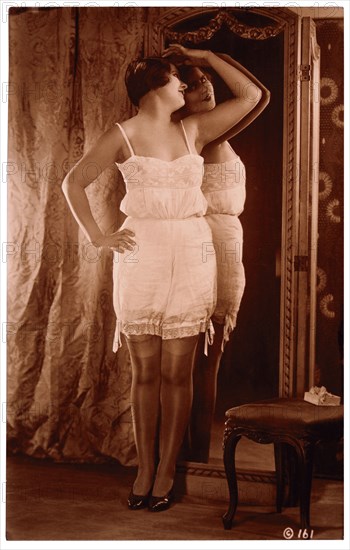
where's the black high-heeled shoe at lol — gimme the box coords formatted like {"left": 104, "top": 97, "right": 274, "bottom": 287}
{"left": 148, "top": 486, "right": 174, "bottom": 512}
{"left": 127, "top": 488, "right": 152, "bottom": 510}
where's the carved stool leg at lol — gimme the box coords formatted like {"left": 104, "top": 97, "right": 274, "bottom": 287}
{"left": 298, "top": 440, "right": 315, "bottom": 533}
{"left": 285, "top": 444, "right": 299, "bottom": 507}
{"left": 274, "top": 442, "right": 284, "bottom": 513}
{"left": 222, "top": 430, "right": 241, "bottom": 530}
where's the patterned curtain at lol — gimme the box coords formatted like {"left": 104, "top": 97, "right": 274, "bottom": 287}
{"left": 314, "top": 19, "right": 344, "bottom": 398}
{"left": 7, "top": 7, "right": 147, "bottom": 465}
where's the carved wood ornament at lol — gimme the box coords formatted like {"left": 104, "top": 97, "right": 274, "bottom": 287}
{"left": 163, "top": 9, "right": 286, "bottom": 43}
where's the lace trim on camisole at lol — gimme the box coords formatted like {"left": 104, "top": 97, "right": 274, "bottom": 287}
{"left": 114, "top": 121, "right": 207, "bottom": 219}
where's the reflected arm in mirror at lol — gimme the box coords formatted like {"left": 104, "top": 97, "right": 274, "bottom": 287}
{"left": 208, "top": 53, "right": 271, "bottom": 145}
{"left": 163, "top": 45, "right": 264, "bottom": 148}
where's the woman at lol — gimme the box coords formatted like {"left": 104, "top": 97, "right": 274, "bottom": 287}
{"left": 62, "top": 45, "right": 262, "bottom": 511}
{"left": 176, "top": 50, "right": 270, "bottom": 462}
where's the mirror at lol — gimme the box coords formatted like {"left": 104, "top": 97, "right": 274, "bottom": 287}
{"left": 145, "top": 6, "right": 320, "bottom": 478}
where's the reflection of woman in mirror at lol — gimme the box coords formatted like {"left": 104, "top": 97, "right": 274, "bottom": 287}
{"left": 173, "top": 45, "right": 271, "bottom": 462}
{"left": 62, "top": 47, "right": 262, "bottom": 511}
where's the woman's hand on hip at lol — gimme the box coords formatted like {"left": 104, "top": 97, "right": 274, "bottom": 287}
{"left": 94, "top": 229, "right": 136, "bottom": 253}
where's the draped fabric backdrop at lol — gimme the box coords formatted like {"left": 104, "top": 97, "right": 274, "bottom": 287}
{"left": 7, "top": 8, "right": 344, "bottom": 465}
{"left": 7, "top": 7, "right": 148, "bottom": 465}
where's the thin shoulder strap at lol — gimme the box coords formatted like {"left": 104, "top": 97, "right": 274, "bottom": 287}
{"left": 227, "top": 141, "right": 236, "bottom": 154}
{"left": 180, "top": 120, "right": 192, "bottom": 154}
{"left": 115, "top": 122, "right": 135, "bottom": 156}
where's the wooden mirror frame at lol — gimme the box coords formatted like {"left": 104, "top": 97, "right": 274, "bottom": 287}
{"left": 144, "top": 6, "right": 320, "bottom": 400}
{"left": 143, "top": 6, "right": 320, "bottom": 495}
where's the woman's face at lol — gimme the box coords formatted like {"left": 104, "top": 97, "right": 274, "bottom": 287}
{"left": 156, "top": 63, "right": 187, "bottom": 111}
{"left": 183, "top": 67, "right": 216, "bottom": 114}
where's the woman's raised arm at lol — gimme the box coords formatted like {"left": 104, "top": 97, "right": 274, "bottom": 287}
{"left": 208, "top": 53, "right": 270, "bottom": 144}
{"left": 163, "top": 44, "right": 264, "bottom": 149}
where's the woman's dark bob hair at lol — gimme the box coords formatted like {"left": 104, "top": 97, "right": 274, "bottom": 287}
{"left": 125, "top": 57, "right": 172, "bottom": 107}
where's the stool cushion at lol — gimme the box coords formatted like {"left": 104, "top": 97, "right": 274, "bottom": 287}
{"left": 225, "top": 398, "right": 343, "bottom": 439}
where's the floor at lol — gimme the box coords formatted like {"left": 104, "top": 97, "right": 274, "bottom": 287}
{"left": 5, "top": 454, "right": 344, "bottom": 541}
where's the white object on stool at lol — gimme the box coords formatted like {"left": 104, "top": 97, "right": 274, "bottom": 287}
{"left": 304, "top": 385, "right": 341, "bottom": 406}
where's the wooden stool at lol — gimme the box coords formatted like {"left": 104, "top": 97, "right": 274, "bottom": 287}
{"left": 222, "top": 398, "right": 343, "bottom": 535}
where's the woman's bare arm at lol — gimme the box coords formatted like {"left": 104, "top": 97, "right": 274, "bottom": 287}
{"left": 208, "top": 53, "right": 270, "bottom": 145}
{"left": 163, "top": 45, "right": 263, "bottom": 148}
{"left": 62, "top": 125, "right": 136, "bottom": 251}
